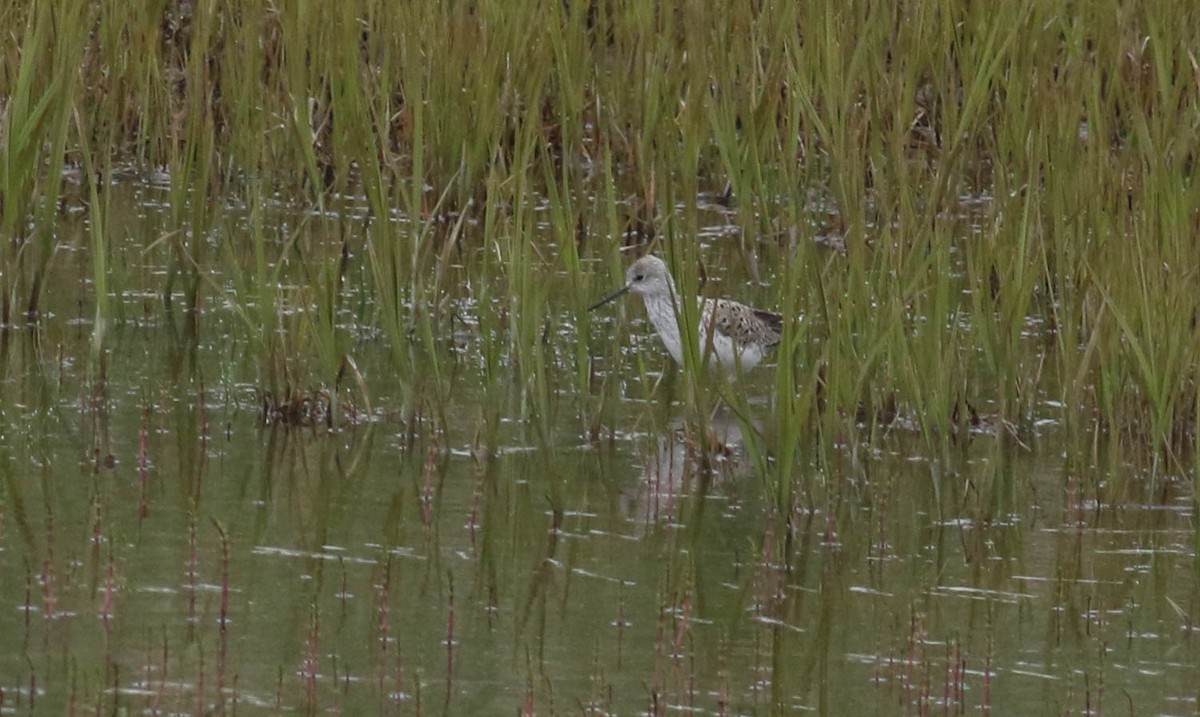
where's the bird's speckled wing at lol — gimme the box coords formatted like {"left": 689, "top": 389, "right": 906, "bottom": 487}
{"left": 703, "top": 299, "right": 783, "bottom": 347}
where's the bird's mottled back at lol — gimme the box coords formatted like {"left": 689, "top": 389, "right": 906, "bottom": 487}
{"left": 704, "top": 299, "right": 783, "bottom": 348}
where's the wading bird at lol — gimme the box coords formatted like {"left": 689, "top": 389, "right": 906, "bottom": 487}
{"left": 589, "top": 255, "right": 782, "bottom": 375}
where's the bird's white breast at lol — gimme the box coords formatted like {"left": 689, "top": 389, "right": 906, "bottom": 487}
{"left": 640, "top": 295, "right": 765, "bottom": 373}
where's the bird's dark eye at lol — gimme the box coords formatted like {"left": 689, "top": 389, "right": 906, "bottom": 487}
{"left": 635, "top": 274, "right": 644, "bottom": 281}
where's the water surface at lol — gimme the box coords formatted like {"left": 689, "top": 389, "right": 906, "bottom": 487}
{"left": 0, "top": 181, "right": 1195, "bottom": 716}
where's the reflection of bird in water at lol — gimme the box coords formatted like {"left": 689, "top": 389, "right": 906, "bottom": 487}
{"left": 590, "top": 255, "right": 783, "bottom": 376}
{"left": 620, "top": 407, "right": 753, "bottom": 525}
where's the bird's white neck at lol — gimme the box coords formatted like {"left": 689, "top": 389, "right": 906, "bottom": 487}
{"left": 640, "top": 291, "right": 685, "bottom": 365}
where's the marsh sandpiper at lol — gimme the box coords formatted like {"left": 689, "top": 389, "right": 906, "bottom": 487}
{"left": 589, "top": 255, "right": 783, "bottom": 375}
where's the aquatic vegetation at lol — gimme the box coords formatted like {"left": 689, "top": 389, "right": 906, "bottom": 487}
{"left": 0, "top": 0, "right": 1196, "bottom": 714}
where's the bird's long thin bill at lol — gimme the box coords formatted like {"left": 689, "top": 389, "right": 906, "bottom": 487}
{"left": 587, "top": 285, "right": 630, "bottom": 312}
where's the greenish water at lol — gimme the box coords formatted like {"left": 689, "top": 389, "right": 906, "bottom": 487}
{"left": 0, "top": 182, "right": 1196, "bottom": 716}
